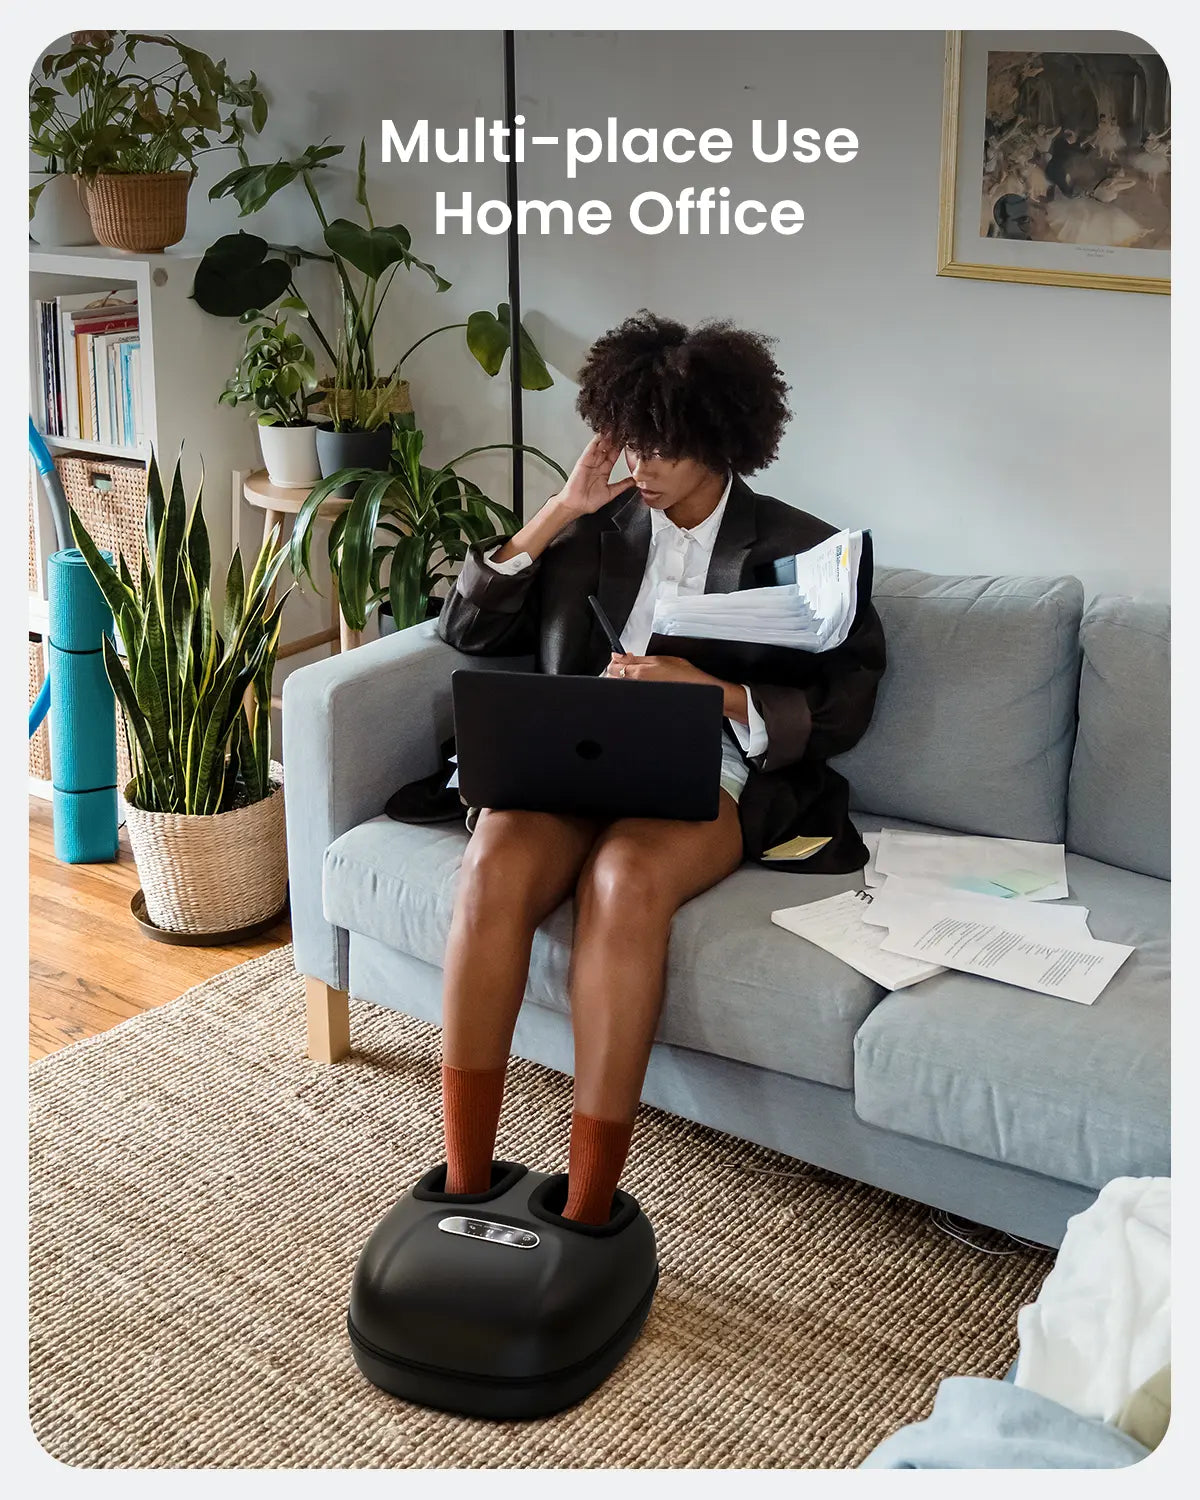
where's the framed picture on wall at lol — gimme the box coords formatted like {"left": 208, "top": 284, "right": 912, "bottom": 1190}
{"left": 938, "top": 30, "right": 1170, "bottom": 294}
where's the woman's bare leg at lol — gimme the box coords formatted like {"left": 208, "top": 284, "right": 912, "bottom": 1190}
{"left": 441, "top": 807, "right": 602, "bottom": 1190}
{"left": 562, "top": 793, "right": 744, "bottom": 1220}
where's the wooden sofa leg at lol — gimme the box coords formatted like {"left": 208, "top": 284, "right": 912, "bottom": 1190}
{"left": 306, "top": 976, "right": 350, "bottom": 1062}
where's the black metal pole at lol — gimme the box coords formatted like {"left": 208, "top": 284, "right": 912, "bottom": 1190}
{"left": 502, "top": 30, "right": 524, "bottom": 519}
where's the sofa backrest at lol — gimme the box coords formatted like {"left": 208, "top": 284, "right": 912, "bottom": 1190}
{"left": 1067, "top": 596, "right": 1170, "bottom": 879}
{"left": 832, "top": 568, "right": 1084, "bottom": 842}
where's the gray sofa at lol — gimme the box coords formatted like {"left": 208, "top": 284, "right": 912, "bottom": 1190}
{"left": 283, "top": 569, "right": 1170, "bottom": 1248}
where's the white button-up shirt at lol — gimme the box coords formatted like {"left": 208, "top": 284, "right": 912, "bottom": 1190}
{"left": 483, "top": 475, "right": 769, "bottom": 760}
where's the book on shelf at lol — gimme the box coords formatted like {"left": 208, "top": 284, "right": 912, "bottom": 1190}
{"left": 34, "top": 291, "right": 141, "bottom": 451}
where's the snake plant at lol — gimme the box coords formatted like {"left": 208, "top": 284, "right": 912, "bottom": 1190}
{"left": 69, "top": 451, "right": 290, "bottom": 816}
{"left": 289, "top": 427, "right": 568, "bottom": 633}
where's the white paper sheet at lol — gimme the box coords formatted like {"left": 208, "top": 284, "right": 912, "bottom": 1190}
{"left": 771, "top": 890, "right": 944, "bottom": 991}
{"left": 879, "top": 897, "right": 1133, "bottom": 1004}
{"left": 875, "top": 829, "right": 1069, "bottom": 902}
{"left": 861, "top": 831, "right": 885, "bottom": 888}
{"left": 863, "top": 882, "right": 1093, "bottom": 939}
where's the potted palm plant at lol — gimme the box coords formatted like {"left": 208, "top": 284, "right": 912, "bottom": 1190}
{"left": 30, "top": 31, "right": 267, "bottom": 253}
{"left": 69, "top": 451, "right": 291, "bottom": 937}
{"left": 288, "top": 428, "right": 567, "bottom": 636}
{"left": 220, "top": 308, "right": 321, "bottom": 487}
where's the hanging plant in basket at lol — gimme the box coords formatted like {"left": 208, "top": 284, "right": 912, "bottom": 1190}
{"left": 69, "top": 451, "right": 291, "bottom": 937}
{"left": 30, "top": 31, "right": 268, "bottom": 252}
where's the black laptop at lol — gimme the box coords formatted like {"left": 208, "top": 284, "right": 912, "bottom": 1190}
{"left": 451, "top": 670, "right": 726, "bottom": 821}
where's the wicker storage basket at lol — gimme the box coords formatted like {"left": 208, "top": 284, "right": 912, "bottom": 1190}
{"left": 28, "top": 640, "right": 51, "bottom": 782}
{"left": 83, "top": 171, "right": 192, "bottom": 253}
{"left": 123, "top": 765, "right": 287, "bottom": 935}
{"left": 55, "top": 455, "right": 147, "bottom": 580}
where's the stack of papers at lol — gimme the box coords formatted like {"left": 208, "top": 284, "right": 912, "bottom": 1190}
{"left": 771, "top": 828, "right": 1135, "bottom": 1005}
{"left": 651, "top": 529, "right": 865, "bottom": 653}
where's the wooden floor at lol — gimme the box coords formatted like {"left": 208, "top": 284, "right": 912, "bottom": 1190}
{"left": 28, "top": 797, "right": 292, "bottom": 1062}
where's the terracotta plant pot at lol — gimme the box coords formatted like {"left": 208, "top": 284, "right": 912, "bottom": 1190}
{"left": 83, "top": 171, "right": 192, "bottom": 253}
{"left": 123, "top": 766, "right": 287, "bottom": 936}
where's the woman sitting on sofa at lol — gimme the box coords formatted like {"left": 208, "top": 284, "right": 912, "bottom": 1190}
{"left": 435, "top": 309, "right": 886, "bottom": 1223}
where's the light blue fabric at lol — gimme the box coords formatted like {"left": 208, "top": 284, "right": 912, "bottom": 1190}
{"left": 852, "top": 817, "right": 1169, "bottom": 1189}
{"left": 1067, "top": 597, "right": 1170, "bottom": 879}
{"left": 832, "top": 569, "right": 1084, "bottom": 842}
{"left": 860, "top": 1377, "right": 1149, "bottom": 1469}
{"left": 281, "top": 619, "right": 532, "bottom": 989}
{"left": 348, "top": 932, "right": 1097, "bottom": 1247}
{"left": 324, "top": 815, "right": 877, "bottom": 1089}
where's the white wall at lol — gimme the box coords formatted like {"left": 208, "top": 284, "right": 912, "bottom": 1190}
{"left": 511, "top": 30, "right": 1169, "bottom": 601}
{"left": 137, "top": 30, "right": 1169, "bottom": 602}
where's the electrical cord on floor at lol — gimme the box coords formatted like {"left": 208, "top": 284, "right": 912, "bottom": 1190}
{"left": 718, "top": 1159, "right": 1053, "bottom": 1255}
{"left": 929, "top": 1206, "right": 1051, "bottom": 1256}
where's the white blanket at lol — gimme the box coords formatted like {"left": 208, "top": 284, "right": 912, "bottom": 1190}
{"left": 1014, "top": 1176, "right": 1170, "bottom": 1423}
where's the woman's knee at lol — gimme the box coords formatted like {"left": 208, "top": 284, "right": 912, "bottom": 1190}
{"left": 456, "top": 812, "right": 545, "bottom": 915}
{"left": 577, "top": 843, "right": 667, "bottom": 925}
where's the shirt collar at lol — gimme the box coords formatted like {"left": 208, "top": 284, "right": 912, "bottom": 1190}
{"left": 649, "top": 472, "right": 733, "bottom": 546}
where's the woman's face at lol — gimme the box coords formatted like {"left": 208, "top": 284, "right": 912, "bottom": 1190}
{"left": 622, "top": 447, "right": 721, "bottom": 509}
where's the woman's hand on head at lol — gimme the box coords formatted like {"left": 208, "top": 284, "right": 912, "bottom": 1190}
{"left": 552, "top": 435, "right": 633, "bottom": 517}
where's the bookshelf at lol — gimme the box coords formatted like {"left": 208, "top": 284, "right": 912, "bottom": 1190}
{"left": 28, "top": 244, "right": 260, "bottom": 796}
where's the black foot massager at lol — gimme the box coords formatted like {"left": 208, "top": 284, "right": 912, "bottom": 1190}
{"left": 347, "top": 1161, "right": 658, "bottom": 1420}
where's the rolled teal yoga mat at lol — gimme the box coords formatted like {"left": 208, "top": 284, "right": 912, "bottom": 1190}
{"left": 48, "top": 548, "right": 119, "bottom": 863}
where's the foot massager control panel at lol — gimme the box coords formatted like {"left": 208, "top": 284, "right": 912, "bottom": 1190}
{"left": 438, "top": 1216, "right": 539, "bottom": 1248}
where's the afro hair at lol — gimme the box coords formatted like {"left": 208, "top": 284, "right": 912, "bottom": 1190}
{"left": 575, "top": 309, "right": 792, "bottom": 476}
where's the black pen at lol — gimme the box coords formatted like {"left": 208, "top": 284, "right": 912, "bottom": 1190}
{"left": 588, "top": 594, "right": 627, "bottom": 657}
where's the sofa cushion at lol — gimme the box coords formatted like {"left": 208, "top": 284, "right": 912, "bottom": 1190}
{"left": 851, "top": 849, "right": 1169, "bottom": 1189}
{"left": 322, "top": 815, "right": 885, "bottom": 1090}
{"left": 1067, "top": 597, "right": 1170, "bottom": 880}
{"left": 832, "top": 569, "right": 1084, "bottom": 842}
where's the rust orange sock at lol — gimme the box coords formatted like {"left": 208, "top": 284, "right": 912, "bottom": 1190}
{"left": 563, "top": 1111, "right": 635, "bottom": 1225}
{"left": 442, "top": 1063, "right": 506, "bottom": 1195}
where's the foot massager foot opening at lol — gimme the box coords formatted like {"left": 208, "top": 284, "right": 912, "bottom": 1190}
{"left": 348, "top": 1161, "right": 659, "bottom": 1419}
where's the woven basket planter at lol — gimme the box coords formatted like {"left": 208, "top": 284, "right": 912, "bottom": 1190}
{"left": 123, "top": 765, "right": 287, "bottom": 935}
{"left": 310, "top": 378, "right": 413, "bottom": 423}
{"left": 83, "top": 171, "right": 192, "bottom": 253}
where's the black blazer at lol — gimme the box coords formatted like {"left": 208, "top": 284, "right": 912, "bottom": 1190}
{"left": 436, "top": 475, "right": 886, "bottom": 873}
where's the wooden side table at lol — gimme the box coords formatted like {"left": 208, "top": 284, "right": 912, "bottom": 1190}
{"left": 242, "top": 470, "right": 363, "bottom": 660}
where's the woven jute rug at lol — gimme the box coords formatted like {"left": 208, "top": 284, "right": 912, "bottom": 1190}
{"left": 29, "top": 946, "right": 1052, "bottom": 1469}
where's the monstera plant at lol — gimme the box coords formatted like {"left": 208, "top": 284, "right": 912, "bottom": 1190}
{"left": 193, "top": 140, "right": 552, "bottom": 408}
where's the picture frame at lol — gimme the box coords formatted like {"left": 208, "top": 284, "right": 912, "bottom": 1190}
{"left": 937, "top": 30, "right": 1170, "bottom": 295}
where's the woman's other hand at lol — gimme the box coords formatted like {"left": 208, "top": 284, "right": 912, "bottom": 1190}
{"left": 552, "top": 435, "right": 633, "bottom": 517}
{"left": 605, "top": 654, "right": 749, "bottom": 723}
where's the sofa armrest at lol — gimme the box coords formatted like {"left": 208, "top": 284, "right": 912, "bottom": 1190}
{"left": 282, "top": 618, "right": 533, "bottom": 989}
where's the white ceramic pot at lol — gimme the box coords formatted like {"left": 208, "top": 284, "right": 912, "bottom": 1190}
{"left": 258, "top": 422, "right": 321, "bottom": 488}
{"left": 30, "top": 175, "right": 97, "bottom": 247}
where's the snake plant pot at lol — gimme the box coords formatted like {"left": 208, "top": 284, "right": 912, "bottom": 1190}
{"left": 123, "top": 765, "right": 287, "bottom": 936}
{"left": 30, "top": 175, "right": 97, "bottom": 246}
{"left": 315, "top": 424, "right": 394, "bottom": 498}
{"left": 258, "top": 421, "right": 321, "bottom": 489}
{"left": 83, "top": 171, "right": 192, "bottom": 253}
